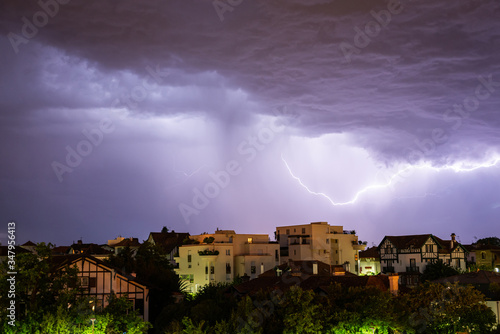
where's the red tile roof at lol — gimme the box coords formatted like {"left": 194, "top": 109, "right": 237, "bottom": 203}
{"left": 359, "top": 246, "right": 380, "bottom": 259}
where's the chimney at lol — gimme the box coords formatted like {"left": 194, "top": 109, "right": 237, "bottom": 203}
{"left": 77, "top": 240, "right": 83, "bottom": 245}
{"left": 451, "top": 233, "right": 456, "bottom": 249}
{"left": 388, "top": 274, "right": 399, "bottom": 295}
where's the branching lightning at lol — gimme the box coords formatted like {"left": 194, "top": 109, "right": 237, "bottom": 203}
{"left": 281, "top": 154, "right": 500, "bottom": 206}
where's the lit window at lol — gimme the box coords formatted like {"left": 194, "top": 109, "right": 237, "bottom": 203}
{"left": 248, "top": 238, "right": 253, "bottom": 244}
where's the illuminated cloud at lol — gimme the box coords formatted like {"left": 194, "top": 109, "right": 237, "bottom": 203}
{"left": 0, "top": 0, "right": 499, "bottom": 245}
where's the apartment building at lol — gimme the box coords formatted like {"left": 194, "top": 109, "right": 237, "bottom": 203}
{"left": 275, "top": 222, "right": 366, "bottom": 274}
{"left": 174, "top": 229, "right": 279, "bottom": 293}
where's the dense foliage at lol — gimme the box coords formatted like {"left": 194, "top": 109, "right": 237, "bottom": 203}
{"left": 158, "top": 281, "right": 496, "bottom": 334}
{"left": 0, "top": 243, "right": 151, "bottom": 333}
{"left": 419, "top": 259, "right": 460, "bottom": 282}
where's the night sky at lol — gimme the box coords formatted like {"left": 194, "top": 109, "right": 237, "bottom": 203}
{"left": 1, "top": 0, "right": 499, "bottom": 247}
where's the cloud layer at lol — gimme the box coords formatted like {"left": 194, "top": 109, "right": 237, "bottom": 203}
{"left": 1, "top": 0, "right": 499, "bottom": 245}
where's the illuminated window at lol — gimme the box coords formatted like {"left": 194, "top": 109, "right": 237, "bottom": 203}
{"left": 248, "top": 238, "right": 253, "bottom": 244}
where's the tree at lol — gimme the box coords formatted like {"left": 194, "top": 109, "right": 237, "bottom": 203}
{"left": 403, "top": 282, "right": 496, "bottom": 333}
{"left": 0, "top": 242, "right": 80, "bottom": 320}
{"left": 0, "top": 243, "right": 151, "bottom": 333}
{"left": 420, "top": 259, "right": 460, "bottom": 282}
{"left": 476, "top": 237, "right": 500, "bottom": 247}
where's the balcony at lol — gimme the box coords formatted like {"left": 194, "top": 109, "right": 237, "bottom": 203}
{"left": 198, "top": 250, "right": 219, "bottom": 256}
{"left": 406, "top": 266, "right": 420, "bottom": 273}
{"left": 382, "top": 266, "right": 395, "bottom": 273}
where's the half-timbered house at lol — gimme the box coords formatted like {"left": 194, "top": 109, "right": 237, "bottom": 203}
{"left": 378, "top": 233, "right": 467, "bottom": 286}
{"left": 55, "top": 254, "right": 150, "bottom": 321}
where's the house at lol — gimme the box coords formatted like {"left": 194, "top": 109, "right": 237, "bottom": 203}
{"left": 54, "top": 254, "right": 150, "bottom": 322}
{"left": 146, "top": 231, "right": 190, "bottom": 266}
{"left": 464, "top": 243, "right": 500, "bottom": 270}
{"left": 276, "top": 222, "right": 366, "bottom": 274}
{"left": 232, "top": 259, "right": 399, "bottom": 297}
{"left": 378, "top": 233, "right": 468, "bottom": 286}
{"left": 20, "top": 240, "right": 37, "bottom": 253}
{"left": 0, "top": 245, "right": 31, "bottom": 263}
{"left": 68, "top": 240, "right": 113, "bottom": 260}
{"left": 174, "top": 229, "right": 280, "bottom": 293}
{"left": 112, "top": 237, "right": 141, "bottom": 255}
{"left": 432, "top": 270, "right": 500, "bottom": 325}
{"left": 359, "top": 246, "right": 381, "bottom": 275}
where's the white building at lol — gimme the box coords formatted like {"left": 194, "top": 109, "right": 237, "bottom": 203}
{"left": 174, "top": 229, "right": 279, "bottom": 293}
{"left": 276, "top": 222, "right": 366, "bottom": 274}
{"left": 359, "top": 246, "right": 381, "bottom": 275}
{"left": 378, "top": 233, "right": 467, "bottom": 286}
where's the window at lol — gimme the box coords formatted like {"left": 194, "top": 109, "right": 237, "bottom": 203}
{"left": 326, "top": 239, "right": 329, "bottom": 244}
{"left": 188, "top": 250, "right": 192, "bottom": 263}
{"left": 482, "top": 252, "right": 486, "bottom": 260}
{"left": 275, "top": 249, "right": 279, "bottom": 261}
{"left": 226, "top": 249, "right": 230, "bottom": 256}
{"left": 79, "top": 277, "right": 89, "bottom": 287}
{"left": 89, "top": 277, "right": 97, "bottom": 288}
{"left": 294, "top": 228, "right": 296, "bottom": 233}
{"left": 286, "top": 229, "right": 290, "bottom": 235}
{"left": 135, "top": 299, "right": 144, "bottom": 316}
{"left": 226, "top": 263, "right": 231, "bottom": 274}
{"left": 248, "top": 237, "right": 253, "bottom": 244}
{"left": 410, "top": 259, "right": 416, "bottom": 268}
{"left": 425, "top": 244, "right": 434, "bottom": 253}
{"left": 302, "top": 228, "right": 305, "bottom": 234}
{"left": 210, "top": 266, "right": 214, "bottom": 274}
{"left": 251, "top": 261, "right": 256, "bottom": 274}
{"left": 205, "top": 266, "right": 208, "bottom": 274}
{"left": 294, "top": 250, "right": 297, "bottom": 256}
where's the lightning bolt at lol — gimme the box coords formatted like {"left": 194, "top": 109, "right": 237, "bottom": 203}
{"left": 281, "top": 154, "right": 500, "bottom": 206}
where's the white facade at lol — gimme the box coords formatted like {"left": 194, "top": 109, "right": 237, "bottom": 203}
{"left": 276, "top": 222, "right": 365, "bottom": 274}
{"left": 174, "top": 230, "right": 279, "bottom": 293}
{"left": 379, "top": 234, "right": 467, "bottom": 275}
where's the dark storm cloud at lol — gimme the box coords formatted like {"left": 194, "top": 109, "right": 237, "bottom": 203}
{"left": 1, "top": 0, "right": 500, "bottom": 245}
